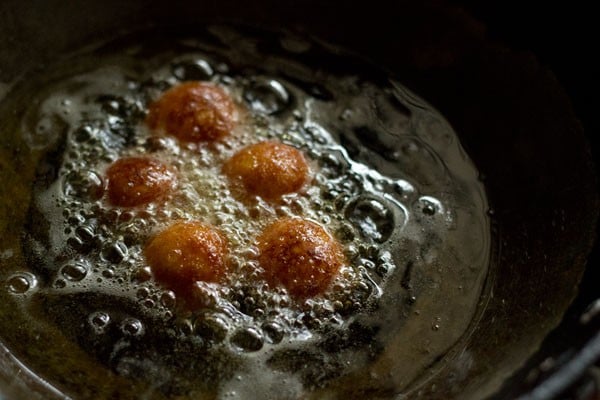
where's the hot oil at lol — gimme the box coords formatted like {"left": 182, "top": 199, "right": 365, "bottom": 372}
{"left": 0, "top": 27, "right": 490, "bottom": 399}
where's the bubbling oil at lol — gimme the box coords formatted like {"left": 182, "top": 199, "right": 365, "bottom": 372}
{"left": 0, "top": 27, "right": 490, "bottom": 399}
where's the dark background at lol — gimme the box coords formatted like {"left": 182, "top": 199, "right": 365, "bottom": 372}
{"left": 461, "top": 1, "right": 598, "bottom": 160}
{"left": 457, "top": 2, "right": 600, "bottom": 398}
{"left": 0, "top": 1, "right": 597, "bottom": 398}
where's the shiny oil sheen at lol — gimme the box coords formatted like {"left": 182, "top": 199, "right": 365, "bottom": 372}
{"left": 0, "top": 27, "right": 490, "bottom": 399}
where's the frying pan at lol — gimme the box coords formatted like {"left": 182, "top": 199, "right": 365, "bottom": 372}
{"left": 0, "top": 0, "right": 598, "bottom": 399}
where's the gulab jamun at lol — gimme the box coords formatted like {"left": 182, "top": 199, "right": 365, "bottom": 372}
{"left": 146, "top": 82, "right": 237, "bottom": 142}
{"left": 257, "top": 217, "right": 345, "bottom": 298}
{"left": 223, "top": 141, "right": 308, "bottom": 200}
{"left": 106, "top": 157, "right": 176, "bottom": 207}
{"left": 144, "top": 221, "right": 228, "bottom": 296}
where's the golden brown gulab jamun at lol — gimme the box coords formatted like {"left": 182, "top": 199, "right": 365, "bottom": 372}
{"left": 257, "top": 217, "right": 345, "bottom": 298}
{"left": 223, "top": 141, "right": 308, "bottom": 200}
{"left": 106, "top": 157, "right": 176, "bottom": 207}
{"left": 146, "top": 82, "right": 237, "bottom": 142}
{"left": 144, "top": 221, "right": 228, "bottom": 297}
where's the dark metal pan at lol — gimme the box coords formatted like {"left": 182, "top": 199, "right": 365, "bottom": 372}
{"left": 0, "top": 1, "right": 597, "bottom": 398}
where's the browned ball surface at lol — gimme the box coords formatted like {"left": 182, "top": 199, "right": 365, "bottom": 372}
{"left": 146, "top": 82, "right": 237, "bottom": 142}
{"left": 223, "top": 141, "right": 308, "bottom": 200}
{"left": 106, "top": 157, "right": 176, "bottom": 207}
{"left": 257, "top": 217, "right": 345, "bottom": 298}
{"left": 144, "top": 221, "right": 229, "bottom": 299}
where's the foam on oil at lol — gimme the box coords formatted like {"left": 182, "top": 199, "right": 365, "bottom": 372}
{"left": 0, "top": 27, "right": 490, "bottom": 399}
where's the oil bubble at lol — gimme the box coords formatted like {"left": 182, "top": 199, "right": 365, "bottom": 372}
{"left": 160, "top": 291, "right": 176, "bottom": 309}
{"left": 195, "top": 313, "right": 230, "bottom": 343}
{"left": 344, "top": 244, "right": 360, "bottom": 261}
{"left": 361, "top": 259, "right": 376, "bottom": 270}
{"left": 345, "top": 195, "right": 395, "bottom": 243}
{"left": 176, "top": 318, "right": 194, "bottom": 336}
{"left": 89, "top": 311, "right": 111, "bottom": 334}
{"left": 98, "top": 96, "right": 124, "bottom": 116}
{"left": 393, "top": 179, "right": 415, "bottom": 198}
{"left": 172, "top": 58, "right": 214, "bottom": 81}
{"left": 66, "top": 236, "right": 85, "bottom": 253}
{"left": 190, "top": 282, "right": 219, "bottom": 308}
{"left": 132, "top": 266, "right": 152, "bottom": 282}
{"left": 136, "top": 287, "right": 150, "bottom": 299}
{"left": 243, "top": 79, "right": 290, "bottom": 115}
{"left": 231, "top": 327, "right": 264, "bottom": 352}
{"left": 336, "top": 222, "right": 356, "bottom": 242}
{"left": 5, "top": 272, "right": 37, "bottom": 294}
{"left": 96, "top": 95, "right": 140, "bottom": 119}
{"left": 143, "top": 299, "right": 155, "bottom": 308}
{"left": 63, "top": 170, "right": 105, "bottom": 201}
{"left": 422, "top": 204, "right": 435, "bottom": 216}
{"left": 303, "top": 126, "right": 328, "bottom": 145}
{"left": 101, "top": 241, "right": 128, "bottom": 264}
{"left": 73, "top": 124, "right": 99, "bottom": 143}
{"left": 102, "top": 269, "right": 115, "bottom": 279}
{"left": 60, "top": 261, "right": 89, "bottom": 281}
{"left": 75, "top": 224, "right": 96, "bottom": 245}
{"left": 319, "top": 150, "right": 351, "bottom": 176}
{"left": 375, "top": 263, "right": 391, "bottom": 277}
{"left": 144, "top": 136, "right": 171, "bottom": 152}
{"left": 119, "top": 211, "right": 135, "bottom": 224}
{"left": 418, "top": 196, "right": 443, "bottom": 216}
{"left": 67, "top": 213, "right": 86, "bottom": 226}
{"left": 120, "top": 318, "right": 144, "bottom": 337}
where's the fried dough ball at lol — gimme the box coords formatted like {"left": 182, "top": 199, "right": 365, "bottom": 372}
{"left": 106, "top": 157, "right": 176, "bottom": 207}
{"left": 223, "top": 141, "right": 308, "bottom": 200}
{"left": 144, "top": 221, "right": 228, "bottom": 297}
{"left": 257, "top": 217, "right": 345, "bottom": 298}
{"left": 146, "top": 82, "right": 237, "bottom": 142}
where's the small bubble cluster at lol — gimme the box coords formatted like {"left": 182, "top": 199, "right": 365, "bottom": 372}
{"left": 10, "top": 30, "right": 490, "bottom": 399}
{"left": 21, "top": 55, "right": 410, "bottom": 352}
{"left": 5, "top": 272, "right": 37, "bottom": 295}
{"left": 243, "top": 78, "right": 291, "bottom": 115}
